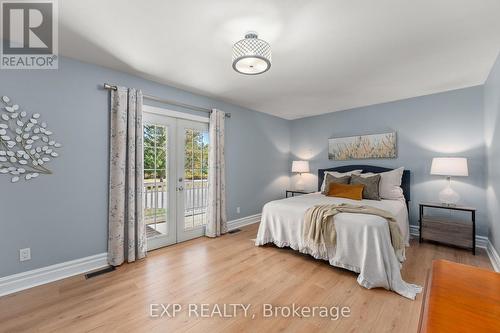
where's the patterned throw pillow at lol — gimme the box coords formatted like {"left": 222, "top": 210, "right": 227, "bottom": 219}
{"left": 350, "top": 174, "right": 381, "bottom": 200}
{"left": 321, "top": 174, "right": 351, "bottom": 195}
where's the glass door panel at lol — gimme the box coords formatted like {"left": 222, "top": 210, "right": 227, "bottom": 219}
{"left": 143, "top": 114, "right": 176, "bottom": 250}
{"left": 176, "top": 119, "right": 209, "bottom": 242}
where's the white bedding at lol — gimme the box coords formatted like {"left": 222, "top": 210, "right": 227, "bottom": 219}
{"left": 255, "top": 193, "right": 422, "bottom": 299}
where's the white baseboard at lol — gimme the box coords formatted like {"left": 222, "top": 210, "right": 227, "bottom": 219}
{"left": 0, "top": 215, "right": 262, "bottom": 298}
{"left": 486, "top": 241, "right": 500, "bottom": 272}
{"left": 409, "top": 225, "right": 488, "bottom": 248}
{"left": 475, "top": 235, "right": 489, "bottom": 249}
{"left": 0, "top": 253, "right": 108, "bottom": 297}
{"left": 227, "top": 213, "right": 261, "bottom": 231}
{"left": 409, "top": 225, "right": 419, "bottom": 238}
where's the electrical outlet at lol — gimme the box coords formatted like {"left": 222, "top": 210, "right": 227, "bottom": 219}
{"left": 19, "top": 248, "right": 31, "bottom": 262}
{"left": 236, "top": 207, "right": 241, "bottom": 214}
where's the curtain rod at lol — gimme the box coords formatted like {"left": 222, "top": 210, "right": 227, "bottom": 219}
{"left": 103, "top": 83, "right": 231, "bottom": 118}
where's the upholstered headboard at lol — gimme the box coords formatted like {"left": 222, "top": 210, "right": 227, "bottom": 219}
{"left": 318, "top": 165, "right": 411, "bottom": 203}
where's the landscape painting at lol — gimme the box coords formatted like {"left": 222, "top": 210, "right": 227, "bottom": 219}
{"left": 328, "top": 132, "right": 397, "bottom": 160}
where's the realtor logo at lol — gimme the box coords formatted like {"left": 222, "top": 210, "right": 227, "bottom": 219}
{"left": 1, "top": 0, "right": 58, "bottom": 69}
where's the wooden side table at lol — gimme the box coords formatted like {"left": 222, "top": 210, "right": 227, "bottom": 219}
{"left": 419, "top": 203, "right": 476, "bottom": 254}
{"left": 285, "top": 189, "right": 314, "bottom": 198}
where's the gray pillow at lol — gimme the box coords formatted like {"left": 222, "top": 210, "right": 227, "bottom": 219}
{"left": 350, "top": 174, "right": 381, "bottom": 200}
{"left": 321, "top": 174, "right": 351, "bottom": 195}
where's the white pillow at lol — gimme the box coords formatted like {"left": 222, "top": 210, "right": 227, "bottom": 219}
{"left": 320, "top": 170, "right": 362, "bottom": 192}
{"left": 360, "top": 167, "right": 405, "bottom": 199}
{"left": 378, "top": 167, "right": 405, "bottom": 200}
{"left": 360, "top": 172, "right": 376, "bottom": 177}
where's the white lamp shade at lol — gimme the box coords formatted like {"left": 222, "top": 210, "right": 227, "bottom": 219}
{"left": 430, "top": 157, "right": 468, "bottom": 176}
{"left": 292, "top": 160, "right": 310, "bottom": 173}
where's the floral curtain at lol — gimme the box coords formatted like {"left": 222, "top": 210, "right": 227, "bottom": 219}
{"left": 206, "top": 109, "right": 227, "bottom": 237}
{"left": 108, "top": 87, "right": 146, "bottom": 266}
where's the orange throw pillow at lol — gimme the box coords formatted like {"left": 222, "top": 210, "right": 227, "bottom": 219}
{"left": 328, "top": 183, "right": 365, "bottom": 200}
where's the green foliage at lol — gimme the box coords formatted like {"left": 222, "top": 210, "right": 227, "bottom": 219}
{"left": 143, "top": 124, "right": 208, "bottom": 180}
{"left": 184, "top": 128, "right": 209, "bottom": 180}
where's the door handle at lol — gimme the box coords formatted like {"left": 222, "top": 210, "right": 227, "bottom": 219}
{"left": 177, "top": 186, "right": 184, "bottom": 191}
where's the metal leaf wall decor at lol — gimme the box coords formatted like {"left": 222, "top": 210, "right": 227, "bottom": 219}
{"left": 0, "top": 95, "right": 62, "bottom": 183}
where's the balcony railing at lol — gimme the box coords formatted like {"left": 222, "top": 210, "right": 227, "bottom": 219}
{"left": 143, "top": 179, "right": 208, "bottom": 224}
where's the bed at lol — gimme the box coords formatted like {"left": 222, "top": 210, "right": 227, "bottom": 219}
{"left": 255, "top": 165, "right": 422, "bottom": 299}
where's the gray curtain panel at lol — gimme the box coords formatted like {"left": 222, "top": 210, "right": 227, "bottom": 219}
{"left": 108, "top": 87, "right": 146, "bottom": 266}
{"left": 206, "top": 109, "right": 227, "bottom": 237}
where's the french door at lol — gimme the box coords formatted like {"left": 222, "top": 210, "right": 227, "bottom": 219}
{"left": 143, "top": 111, "right": 209, "bottom": 250}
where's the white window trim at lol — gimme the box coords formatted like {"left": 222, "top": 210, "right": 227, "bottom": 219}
{"left": 143, "top": 105, "right": 209, "bottom": 123}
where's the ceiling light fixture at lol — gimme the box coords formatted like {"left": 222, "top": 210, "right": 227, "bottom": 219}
{"left": 232, "top": 32, "right": 271, "bottom": 75}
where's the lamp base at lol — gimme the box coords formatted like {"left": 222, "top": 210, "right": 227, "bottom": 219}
{"left": 439, "top": 185, "right": 460, "bottom": 206}
{"left": 295, "top": 174, "right": 304, "bottom": 191}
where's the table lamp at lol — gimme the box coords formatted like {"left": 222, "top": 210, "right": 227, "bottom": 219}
{"left": 292, "top": 160, "right": 309, "bottom": 190}
{"left": 430, "top": 157, "right": 468, "bottom": 206}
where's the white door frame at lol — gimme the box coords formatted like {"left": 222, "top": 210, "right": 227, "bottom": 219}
{"left": 143, "top": 106, "right": 209, "bottom": 250}
{"left": 144, "top": 105, "right": 209, "bottom": 123}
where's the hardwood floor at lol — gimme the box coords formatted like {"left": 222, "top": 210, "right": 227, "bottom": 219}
{"left": 0, "top": 224, "right": 492, "bottom": 333}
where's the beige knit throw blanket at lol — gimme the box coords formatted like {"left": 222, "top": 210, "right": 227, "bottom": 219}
{"left": 303, "top": 203, "right": 405, "bottom": 259}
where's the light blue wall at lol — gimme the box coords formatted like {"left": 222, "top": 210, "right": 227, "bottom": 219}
{"left": 290, "top": 87, "right": 488, "bottom": 235}
{"left": 1, "top": 55, "right": 494, "bottom": 279}
{"left": 0, "top": 57, "right": 290, "bottom": 277}
{"left": 484, "top": 52, "right": 500, "bottom": 254}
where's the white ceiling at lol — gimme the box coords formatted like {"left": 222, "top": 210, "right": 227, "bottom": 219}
{"left": 60, "top": 0, "right": 500, "bottom": 120}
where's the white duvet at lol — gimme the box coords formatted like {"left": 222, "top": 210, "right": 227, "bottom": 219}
{"left": 255, "top": 193, "right": 422, "bottom": 299}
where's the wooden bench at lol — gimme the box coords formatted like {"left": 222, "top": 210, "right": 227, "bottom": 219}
{"left": 419, "top": 259, "right": 500, "bottom": 333}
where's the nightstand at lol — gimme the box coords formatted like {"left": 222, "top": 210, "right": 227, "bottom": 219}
{"left": 419, "top": 203, "right": 476, "bottom": 255}
{"left": 285, "top": 189, "right": 314, "bottom": 198}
